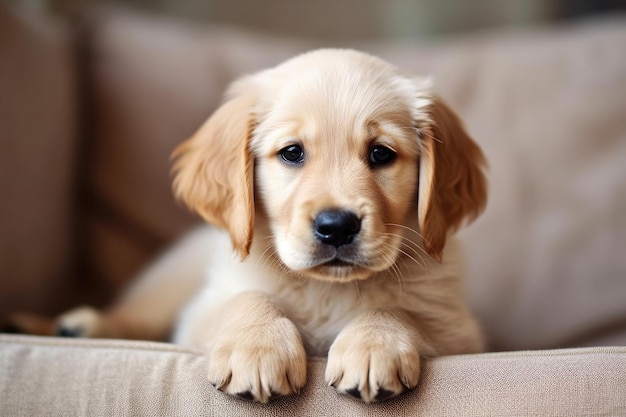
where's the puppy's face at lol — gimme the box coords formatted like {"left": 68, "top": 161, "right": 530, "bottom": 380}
{"left": 251, "top": 53, "right": 423, "bottom": 281}
{"left": 173, "top": 49, "right": 487, "bottom": 283}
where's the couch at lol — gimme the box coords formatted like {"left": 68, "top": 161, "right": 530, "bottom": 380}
{"left": 1, "top": 4, "right": 625, "bottom": 416}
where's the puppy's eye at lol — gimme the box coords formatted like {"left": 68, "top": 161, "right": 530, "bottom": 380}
{"left": 279, "top": 144, "right": 305, "bottom": 164}
{"left": 369, "top": 145, "right": 397, "bottom": 167}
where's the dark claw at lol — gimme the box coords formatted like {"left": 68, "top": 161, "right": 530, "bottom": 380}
{"left": 56, "top": 327, "right": 83, "bottom": 338}
{"left": 268, "top": 390, "right": 283, "bottom": 401}
{"left": 375, "top": 388, "right": 395, "bottom": 402}
{"left": 400, "top": 380, "right": 417, "bottom": 393}
{"left": 345, "top": 386, "right": 362, "bottom": 399}
{"left": 235, "top": 391, "right": 255, "bottom": 401}
{"left": 399, "top": 371, "right": 416, "bottom": 391}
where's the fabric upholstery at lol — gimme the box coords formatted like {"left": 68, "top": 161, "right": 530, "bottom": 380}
{"left": 1, "top": 335, "right": 625, "bottom": 416}
{"left": 0, "top": 6, "right": 78, "bottom": 316}
{"left": 81, "top": 11, "right": 311, "bottom": 293}
{"left": 376, "top": 21, "right": 626, "bottom": 351}
{"left": 2, "top": 4, "right": 626, "bottom": 416}
{"left": 84, "top": 10, "right": 626, "bottom": 351}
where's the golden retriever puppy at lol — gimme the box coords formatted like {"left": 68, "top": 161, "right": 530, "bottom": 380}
{"left": 9, "top": 49, "right": 487, "bottom": 403}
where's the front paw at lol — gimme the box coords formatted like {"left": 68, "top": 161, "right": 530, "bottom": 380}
{"left": 207, "top": 317, "right": 307, "bottom": 403}
{"left": 55, "top": 306, "right": 104, "bottom": 337}
{"left": 325, "top": 325, "right": 421, "bottom": 402}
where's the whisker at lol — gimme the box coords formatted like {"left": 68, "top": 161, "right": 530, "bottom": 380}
{"left": 352, "top": 280, "right": 361, "bottom": 300}
{"left": 382, "top": 223, "right": 429, "bottom": 253}
{"left": 380, "top": 227, "right": 431, "bottom": 259}
{"left": 370, "top": 236, "right": 426, "bottom": 283}
{"left": 256, "top": 238, "right": 278, "bottom": 271}
{"left": 377, "top": 233, "right": 428, "bottom": 267}
{"left": 255, "top": 238, "right": 301, "bottom": 281}
{"left": 387, "top": 255, "right": 404, "bottom": 289}
{"left": 384, "top": 223, "right": 424, "bottom": 240}
{"left": 386, "top": 236, "right": 425, "bottom": 259}
{"left": 399, "top": 247, "right": 426, "bottom": 269}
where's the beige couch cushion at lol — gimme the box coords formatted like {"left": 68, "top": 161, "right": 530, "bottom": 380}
{"left": 81, "top": 11, "right": 313, "bottom": 294}
{"left": 2, "top": 8, "right": 626, "bottom": 417}
{"left": 1, "top": 335, "right": 625, "bottom": 416}
{"left": 0, "top": 6, "right": 78, "bottom": 317}
{"left": 81, "top": 13, "right": 206, "bottom": 293}
{"left": 414, "top": 22, "right": 626, "bottom": 351}
{"left": 85, "top": 10, "right": 626, "bottom": 351}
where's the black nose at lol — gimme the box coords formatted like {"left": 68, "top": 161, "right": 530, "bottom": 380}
{"left": 313, "top": 210, "right": 361, "bottom": 247}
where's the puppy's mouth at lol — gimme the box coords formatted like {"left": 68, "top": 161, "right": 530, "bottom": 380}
{"left": 322, "top": 258, "right": 355, "bottom": 268}
{"left": 302, "top": 248, "right": 375, "bottom": 282}
{"left": 275, "top": 222, "right": 401, "bottom": 282}
{"left": 309, "top": 244, "right": 364, "bottom": 269}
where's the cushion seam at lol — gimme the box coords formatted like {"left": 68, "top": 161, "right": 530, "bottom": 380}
{"left": 0, "top": 335, "right": 624, "bottom": 360}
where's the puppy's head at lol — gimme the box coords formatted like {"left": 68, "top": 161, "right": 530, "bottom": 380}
{"left": 173, "top": 49, "right": 486, "bottom": 282}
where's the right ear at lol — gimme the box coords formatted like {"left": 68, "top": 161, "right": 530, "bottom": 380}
{"left": 171, "top": 79, "right": 257, "bottom": 260}
{"left": 417, "top": 95, "right": 487, "bottom": 263}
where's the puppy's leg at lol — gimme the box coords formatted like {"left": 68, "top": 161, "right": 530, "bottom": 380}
{"left": 58, "top": 228, "right": 214, "bottom": 340}
{"left": 7, "top": 228, "right": 212, "bottom": 341}
{"left": 325, "top": 309, "right": 428, "bottom": 403}
{"left": 181, "top": 291, "right": 307, "bottom": 403}
{"left": 3, "top": 312, "right": 56, "bottom": 336}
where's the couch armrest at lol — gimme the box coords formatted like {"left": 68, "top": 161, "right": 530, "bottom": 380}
{"left": 1, "top": 335, "right": 624, "bottom": 416}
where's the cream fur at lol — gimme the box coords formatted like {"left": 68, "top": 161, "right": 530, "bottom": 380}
{"left": 15, "top": 49, "right": 487, "bottom": 404}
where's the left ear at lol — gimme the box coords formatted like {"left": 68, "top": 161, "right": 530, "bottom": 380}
{"left": 171, "top": 78, "right": 257, "bottom": 260}
{"left": 417, "top": 95, "right": 487, "bottom": 262}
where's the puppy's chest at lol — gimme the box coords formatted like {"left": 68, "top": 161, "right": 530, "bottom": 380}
{"left": 272, "top": 278, "right": 410, "bottom": 356}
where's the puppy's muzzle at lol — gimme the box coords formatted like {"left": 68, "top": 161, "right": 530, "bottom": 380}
{"left": 313, "top": 210, "right": 361, "bottom": 247}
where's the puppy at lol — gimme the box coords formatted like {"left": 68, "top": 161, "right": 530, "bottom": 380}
{"left": 9, "top": 49, "right": 487, "bottom": 403}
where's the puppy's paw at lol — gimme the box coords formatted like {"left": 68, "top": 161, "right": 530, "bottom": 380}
{"left": 207, "top": 317, "right": 307, "bottom": 403}
{"left": 325, "top": 325, "right": 420, "bottom": 402}
{"left": 55, "top": 306, "right": 103, "bottom": 338}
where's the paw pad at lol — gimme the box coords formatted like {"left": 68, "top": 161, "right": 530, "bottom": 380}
{"left": 345, "top": 387, "right": 362, "bottom": 399}
{"left": 374, "top": 388, "right": 395, "bottom": 402}
{"left": 56, "top": 326, "right": 85, "bottom": 338}
{"left": 235, "top": 391, "right": 255, "bottom": 401}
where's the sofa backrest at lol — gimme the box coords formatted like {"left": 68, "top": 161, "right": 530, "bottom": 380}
{"left": 4, "top": 5, "right": 626, "bottom": 351}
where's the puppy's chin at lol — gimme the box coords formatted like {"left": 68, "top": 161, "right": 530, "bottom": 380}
{"left": 275, "top": 244, "right": 399, "bottom": 283}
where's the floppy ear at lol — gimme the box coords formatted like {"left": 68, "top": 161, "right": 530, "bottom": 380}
{"left": 418, "top": 95, "right": 487, "bottom": 262}
{"left": 171, "top": 80, "right": 256, "bottom": 260}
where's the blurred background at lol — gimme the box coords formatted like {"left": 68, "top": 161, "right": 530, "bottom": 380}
{"left": 1, "top": 0, "right": 626, "bottom": 352}
{"left": 8, "top": 0, "right": 626, "bottom": 40}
